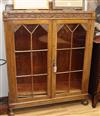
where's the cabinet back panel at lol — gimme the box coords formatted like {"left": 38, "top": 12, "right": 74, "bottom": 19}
{"left": 32, "top": 25, "right": 48, "bottom": 50}
{"left": 70, "top": 72, "right": 82, "bottom": 92}
{"left": 56, "top": 74, "right": 69, "bottom": 94}
{"left": 16, "top": 53, "right": 31, "bottom": 75}
{"left": 73, "top": 24, "right": 86, "bottom": 48}
{"left": 71, "top": 49, "right": 84, "bottom": 71}
{"left": 57, "top": 50, "right": 70, "bottom": 72}
{"left": 33, "top": 76, "right": 47, "bottom": 95}
{"left": 32, "top": 52, "right": 47, "bottom": 74}
{"left": 17, "top": 77, "right": 33, "bottom": 98}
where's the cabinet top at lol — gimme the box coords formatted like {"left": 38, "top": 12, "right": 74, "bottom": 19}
{"left": 3, "top": 5, "right": 95, "bottom": 21}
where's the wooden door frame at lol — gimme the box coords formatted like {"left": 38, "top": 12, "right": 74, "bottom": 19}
{"left": 82, "top": 20, "right": 95, "bottom": 93}
{"left": 4, "top": 21, "right": 17, "bottom": 103}
{"left": 5, "top": 20, "right": 53, "bottom": 103}
{"left": 51, "top": 19, "right": 94, "bottom": 97}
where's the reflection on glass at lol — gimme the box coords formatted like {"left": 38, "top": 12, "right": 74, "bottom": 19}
{"left": 57, "top": 25, "right": 71, "bottom": 48}
{"left": 15, "top": 24, "right": 48, "bottom": 51}
{"left": 32, "top": 25, "right": 48, "bottom": 50}
{"left": 15, "top": 25, "right": 31, "bottom": 50}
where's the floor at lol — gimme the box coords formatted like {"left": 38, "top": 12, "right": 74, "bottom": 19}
{"left": 1, "top": 101, "right": 100, "bottom": 116}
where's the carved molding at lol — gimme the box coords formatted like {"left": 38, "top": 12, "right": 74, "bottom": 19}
{"left": 3, "top": 12, "right": 95, "bottom": 20}
{"left": 3, "top": 5, "right": 95, "bottom": 20}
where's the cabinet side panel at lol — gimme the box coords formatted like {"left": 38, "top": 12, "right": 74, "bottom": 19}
{"left": 82, "top": 20, "right": 95, "bottom": 93}
{"left": 4, "top": 21, "right": 17, "bottom": 103}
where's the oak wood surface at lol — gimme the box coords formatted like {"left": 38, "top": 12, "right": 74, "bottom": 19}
{"left": 1, "top": 101, "right": 100, "bottom": 116}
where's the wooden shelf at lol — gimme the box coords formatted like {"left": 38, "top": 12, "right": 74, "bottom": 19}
{"left": 16, "top": 73, "right": 48, "bottom": 78}
{"left": 57, "top": 47, "right": 85, "bottom": 51}
{"left": 15, "top": 49, "right": 48, "bottom": 53}
{"left": 17, "top": 91, "right": 47, "bottom": 98}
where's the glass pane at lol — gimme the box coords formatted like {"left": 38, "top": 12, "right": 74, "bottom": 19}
{"left": 24, "top": 24, "right": 38, "bottom": 32}
{"left": 70, "top": 72, "right": 82, "bottom": 92}
{"left": 71, "top": 49, "right": 84, "bottom": 71}
{"left": 73, "top": 24, "right": 86, "bottom": 47}
{"left": 57, "top": 25, "right": 71, "bottom": 48}
{"left": 56, "top": 74, "right": 69, "bottom": 94}
{"left": 32, "top": 25, "right": 48, "bottom": 50}
{"left": 16, "top": 53, "right": 31, "bottom": 75}
{"left": 57, "top": 50, "right": 70, "bottom": 72}
{"left": 15, "top": 25, "right": 31, "bottom": 50}
{"left": 17, "top": 77, "right": 32, "bottom": 98}
{"left": 33, "top": 51, "right": 47, "bottom": 74}
{"left": 33, "top": 76, "right": 47, "bottom": 96}
{"left": 67, "top": 24, "right": 78, "bottom": 32}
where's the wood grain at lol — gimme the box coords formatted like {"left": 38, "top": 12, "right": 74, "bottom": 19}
{"left": 1, "top": 101, "right": 100, "bottom": 116}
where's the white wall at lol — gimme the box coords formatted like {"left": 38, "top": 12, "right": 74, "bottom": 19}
{"left": 0, "top": 0, "right": 13, "bottom": 97}
{"left": 0, "top": 1, "right": 8, "bottom": 97}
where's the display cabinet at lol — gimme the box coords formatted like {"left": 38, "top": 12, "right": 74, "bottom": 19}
{"left": 3, "top": 8, "right": 95, "bottom": 114}
{"left": 89, "top": 36, "right": 100, "bottom": 108}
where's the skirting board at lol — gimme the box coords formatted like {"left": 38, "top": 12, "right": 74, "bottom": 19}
{"left": 0, "top": 96, "right": 8, "bottom": 115}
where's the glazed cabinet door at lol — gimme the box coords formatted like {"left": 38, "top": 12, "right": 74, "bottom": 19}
{"left": 7, "top": 20, "right": 52, "bottom": 101}
{"left": 52, "top": 20, "right": 88, "bottom": 97}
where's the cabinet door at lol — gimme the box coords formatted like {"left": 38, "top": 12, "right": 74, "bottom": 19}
{"left": 12, "top": 21, "right": 52, "bottom": 100}
{"left": 52, "top": 20, "right": 87, "bottom": 97}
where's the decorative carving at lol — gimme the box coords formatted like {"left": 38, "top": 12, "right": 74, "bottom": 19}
{"left": 3, "top": 6, "right": 95, "bottom": 20}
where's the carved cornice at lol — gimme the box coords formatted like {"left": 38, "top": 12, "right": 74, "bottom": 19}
{"left": 3, "top": 6, "right": 95, "bottom": 20}
{"left": 3, "top": 12, "right": 95, "bottom": 21}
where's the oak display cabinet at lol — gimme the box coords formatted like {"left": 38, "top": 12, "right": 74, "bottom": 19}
{"left": 3, "top": 7, "right": 95, "bottom": 114}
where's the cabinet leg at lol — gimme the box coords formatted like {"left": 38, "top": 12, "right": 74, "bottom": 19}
{"left": 81, "top": 99, "right": 89, "bottom": 105}
{"left": 8, "top": 108, "right": 14, "bottom": 116}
